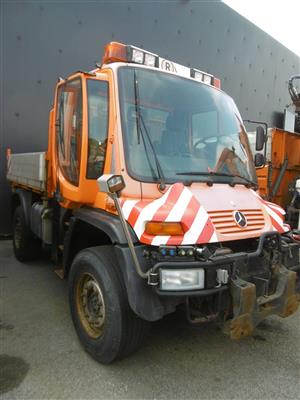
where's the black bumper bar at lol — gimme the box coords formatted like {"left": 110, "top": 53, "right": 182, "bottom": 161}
{"left": 149, "top": 232, "right": 299, "bottom": 296}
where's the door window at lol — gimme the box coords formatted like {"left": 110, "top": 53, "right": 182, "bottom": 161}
{"left": 56, "top": 79, "right": 82, "bottom": 186}
{"left": 87, "top": 79, "right": 109, "bottom": 179}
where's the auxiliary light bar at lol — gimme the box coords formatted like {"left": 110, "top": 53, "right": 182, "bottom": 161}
{"left": 101, "top": 42, "right": 221, "bottom": 88}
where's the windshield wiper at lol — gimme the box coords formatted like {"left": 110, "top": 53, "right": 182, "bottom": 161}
{"left": 176, "top": 171, "right": 257, "bottom": 187}
{"left": 56, "top": 96, "right": 66, "bottom": 158}
{"left": 133, "top": 69, "right": 166, "bottom": 190}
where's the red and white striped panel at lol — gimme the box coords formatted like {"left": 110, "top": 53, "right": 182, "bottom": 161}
{"left": 251, "top": 190, "right": 290, "bottom": 233}
{"left": 121, "top": 183, "right": 218, "bottom": 246}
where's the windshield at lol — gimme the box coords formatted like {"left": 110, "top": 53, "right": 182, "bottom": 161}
{"left": 118, "top": 67, "right": 257, "bottom": 185}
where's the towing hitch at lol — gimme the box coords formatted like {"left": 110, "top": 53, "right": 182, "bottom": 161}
{"left": 224, "top": 265, "right": 300, "bottom": 339}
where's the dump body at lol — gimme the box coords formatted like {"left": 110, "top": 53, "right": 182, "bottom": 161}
{"left": 7, "top": 152, "right": 47, "bottom": 192}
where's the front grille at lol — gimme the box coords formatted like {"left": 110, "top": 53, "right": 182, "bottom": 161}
{"left": 208, "top": 209, "right": 265, "bottom": 235}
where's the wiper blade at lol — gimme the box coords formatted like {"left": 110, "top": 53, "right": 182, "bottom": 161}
{"left": 133, "top": 69, "right": 166, "bottom": 191}
{"left": 133, "top": 70, "right": 141, "bottom": 145}
{"left": 176, "top": 171, "right": 257, "bottom": 187}
{"left": 177, "top": 171, "right": 230, "bottom": 177}
{"left": 57, "top": 96, "right": 66, "bottom": 158}
{"left": 225, "top": 173, "right": 257, "bottom": 187}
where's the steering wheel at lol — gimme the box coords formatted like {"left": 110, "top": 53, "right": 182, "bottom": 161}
{"left": 193, "top": 136, "right": 219, "bottom": 162}
{"left": 193, "top": 136, "right": 219, "bottom": 150}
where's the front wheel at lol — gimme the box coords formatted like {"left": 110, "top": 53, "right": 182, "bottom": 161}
{"left": 68, "top": 246, "right": 149, "bottom": 364}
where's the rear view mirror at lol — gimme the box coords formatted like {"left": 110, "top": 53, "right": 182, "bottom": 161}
{"left": 255, "top": 126, "right": 265, "bottom": 151}
{"left": 97, "top": 174, "right": 125, "bottom": 195}
{"left": 254, "top": 153, "right": 265, "bottom": 167}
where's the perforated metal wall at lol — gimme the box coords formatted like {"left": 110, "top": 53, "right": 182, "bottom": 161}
{"left": 1, "top": 1, "right": 299, "bottom": 234}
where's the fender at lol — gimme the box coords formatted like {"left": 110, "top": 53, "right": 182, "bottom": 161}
{"left": 73, "top": 207, "right": 138, "bottom": 245}
{"left": 62, "top": 207, "right": 138, "bottom": 275}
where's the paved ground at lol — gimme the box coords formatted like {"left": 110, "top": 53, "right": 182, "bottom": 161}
{"left": 1, "top": 240, "right": 300, "bottom": 400}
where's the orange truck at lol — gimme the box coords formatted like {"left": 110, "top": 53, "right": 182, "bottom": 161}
{"left": 7, "top": 42, "right": 300, "bottom": 363}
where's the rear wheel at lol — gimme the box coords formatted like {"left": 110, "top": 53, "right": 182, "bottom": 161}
{"left": 69, "top": 246, "right": 149, "bottom": 364}
{"left": 12, "top": 205, "right": 41, "bottom": 262}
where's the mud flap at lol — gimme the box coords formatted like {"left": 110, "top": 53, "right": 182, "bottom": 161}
{"left": 224, "top": 267, "right": 300, "bottom": 340}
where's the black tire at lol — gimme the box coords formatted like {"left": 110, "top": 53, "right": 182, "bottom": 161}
{"left": 12, "top": 205, "right": 41, "bottom": 262}
{"left": 68, "top": 245, "right": 149, "bottom": 364}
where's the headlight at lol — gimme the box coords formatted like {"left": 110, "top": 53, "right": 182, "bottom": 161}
{"left": 160, "top": 269, "right": 205, "bottom": 291}
{"left": 193, "top": 71, "right": 203, "bottom": 81}
{"left": 203, "top": 74, "right": 212, "bottom": 84}
{"left": 132, "top": 48, "right": 144, "bottom": 64}
{"left": 144, "top": 53, "right": 156, "bottom": 67}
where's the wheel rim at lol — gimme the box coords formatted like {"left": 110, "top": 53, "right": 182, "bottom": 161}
{"left": 75, "top": 272, "right": 105, "bottom": 339}
{"left": 14, "top": 216, "right": 22, "bottom": 249}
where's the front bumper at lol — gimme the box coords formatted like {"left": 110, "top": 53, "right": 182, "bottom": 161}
{"left": 148, "top": 232, "right": 300, "bottom": 338}
{"left": 116, "top": 231, "right": 300, "bottom": 327}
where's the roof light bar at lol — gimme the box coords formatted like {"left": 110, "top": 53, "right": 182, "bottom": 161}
{"left": 102, "top": 42, "right": 159, "bottom": 68}
{"left": 101, "top": 42, "right": 221, "bottom": 88}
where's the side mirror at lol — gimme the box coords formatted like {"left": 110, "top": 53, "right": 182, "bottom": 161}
{"left": 97, "top": 174, "right": 125, "bottom": 196}
{"left": 255, "top": 126, "right": 265, "bottom": 151}
{"left": 254, "top": 153, "right": 265, "bottom": 167}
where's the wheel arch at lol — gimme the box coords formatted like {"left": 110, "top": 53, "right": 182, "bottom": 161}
{"left": 64, "top": 212, "right": 179, "bottom": 322}
{"left": 63, "top": 207, "right": 137, "bottom": 277}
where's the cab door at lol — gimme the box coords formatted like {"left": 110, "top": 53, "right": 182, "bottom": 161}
{"left": 55, "top": 76, "right": 83, "bottom": 203}
{"left": 53, "top": 72, "right": 114, "bottom": 208}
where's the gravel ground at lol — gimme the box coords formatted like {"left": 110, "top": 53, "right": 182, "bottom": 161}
{"left": 1, "top": 239, "right": 300, "bottom": 400}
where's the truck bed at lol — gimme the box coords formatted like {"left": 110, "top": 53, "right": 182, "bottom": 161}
{"left": 7, "top": 152, "right": 47, "bottom": 192}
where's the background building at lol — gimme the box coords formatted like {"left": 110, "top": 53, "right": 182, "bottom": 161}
{"left": 1, "top": 0, "right": 299, "bottom": 235}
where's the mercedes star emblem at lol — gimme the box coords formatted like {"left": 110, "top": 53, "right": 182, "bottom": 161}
{"left": 233, "top": 210, "right": 247, "bottom": 228}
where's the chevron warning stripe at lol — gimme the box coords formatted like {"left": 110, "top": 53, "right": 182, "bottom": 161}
{"left": 121, "top": 183, "right": 218, "bottom": 246}
{"left": 251, "top": 190, "right": 290, "bottom": 233}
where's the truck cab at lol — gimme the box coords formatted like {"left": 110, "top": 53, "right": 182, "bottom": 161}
{"left": 7, "top": 42, "right": 300, "bottom": 364}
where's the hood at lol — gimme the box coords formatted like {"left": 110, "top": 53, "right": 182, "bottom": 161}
{"left": 121, "top": 183, "right": 289, "bottom": 246}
